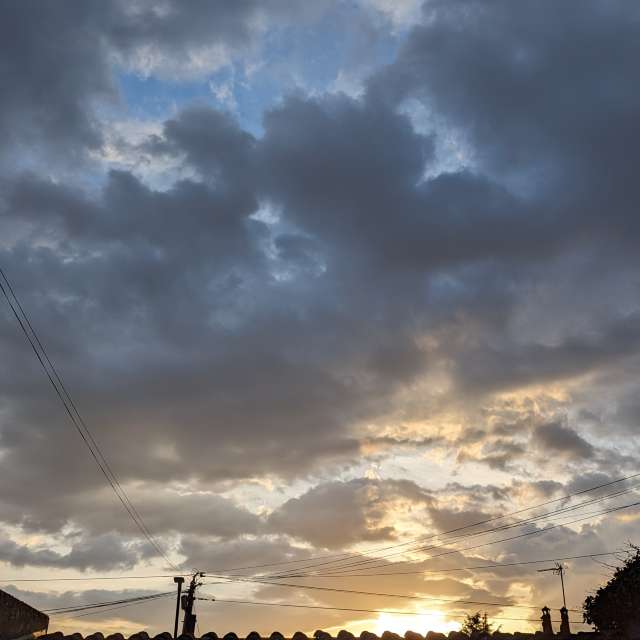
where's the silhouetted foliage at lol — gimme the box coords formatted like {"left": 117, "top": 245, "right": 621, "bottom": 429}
{"left": 245, "top": 632, "right": 261, "bottom": 640}
{"left": 583, "top": 545, "right": 640, "bottom": 638}
{"left": 337, "top": 631, "right": 355, "bottom": 640}
{"left": 460, "top": 612, "right": 492, "bottom": 639}
{"left": 445, "top": 632, "right": 468, "bottom": 640}
{"left": 292, "top": 633, "right": 308, "bottom": 640}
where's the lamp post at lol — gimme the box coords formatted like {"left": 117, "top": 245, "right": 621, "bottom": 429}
{"left": 173, "top": 577, "right": 185, "bottom": 639}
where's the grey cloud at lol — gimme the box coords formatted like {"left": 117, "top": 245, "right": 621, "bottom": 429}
{"left": 258, "top": 95, "right": 557, "bottom": 275}
{"left": 268, "top": 479, "right": 433, "bottom": 549}
{"left": 375, "top": 0, "right": 640, "bottom": 191}
{"left": 0, "top": 474, "right": 262, "bottom": 541}
{"left": 0, "top": 534, "right": 139, "bottom": 571}
{"left": 611, "top": 393, "right": 640, "bottom": 435}
{"left": 451, "top": 313, "right": 640, "bottom": 395}
{"left": 534, "top": 421, "right": 595, "bottom": 460}
{"left": 2, "top": 0, "right": 640, "bottom": 585}
{"left": 0, "top": 2, "right": 113, "bottom": 157}
{"left": 146, "top": 107, "right": 257, "bottom": 192}
{"left": 1, "top": 94, "right": 452, "bottom": 527}
{"left": 178, "top": 536, "right": 310, "bottom": 574}
{"left": 427, "top": 506, "right": 492, "bottom": 535}
{"left": 106, "top": 0, "right": 334, "bottom": 78}
{"left": 456, "top": 439, "right": 527, "bottom": 472}
{"left": 0, "top": 0, "right": 333, "bottom": 162}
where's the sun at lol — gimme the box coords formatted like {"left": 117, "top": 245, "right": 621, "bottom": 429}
{"left": 373, "top": 611, "right": 459, "bottom": 636}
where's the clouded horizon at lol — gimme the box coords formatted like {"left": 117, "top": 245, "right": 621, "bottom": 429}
{"left": 1, "top": 0, "right": 639, "bottom": 636}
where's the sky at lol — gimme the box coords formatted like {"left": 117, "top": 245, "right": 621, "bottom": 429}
{"left": 1, "top": 0, "right": 639, "bottom": 636}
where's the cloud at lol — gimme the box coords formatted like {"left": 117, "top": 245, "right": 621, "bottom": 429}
{"left": 1, "top": 5, "right": 640, "bottom": 631}
{"left": 0, "top": 2, "right": 114, "bottom": 158}
{"left": 268, "top": 479, "right": 433, "bottom": 549}
{"left": 534, "top": 421, "right": 594, "bottom": 460}
{"left": 0, "top": 534, "right": 140, "bottom": 571}
{"left": 0, "top": 0, "right": 334, "bottom": 162}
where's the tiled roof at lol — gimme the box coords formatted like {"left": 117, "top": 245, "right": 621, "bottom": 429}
{"left": 40, "top": 629, "right": 602, "bottom": 640}
{"left": 0, "top": 589, "right": 49, "bottom": 640}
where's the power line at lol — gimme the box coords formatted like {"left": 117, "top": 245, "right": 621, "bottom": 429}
{"left": 282, "top": 552, "right": 621, "bottom": 577}
{"left": 0, "top": 267, "right": 176, "bottom": 570}
{"left": 0, "top": 574, "right": 186, "bottom": 583}
{"left": 67, "top": 594, "right": 175, "bottom": 619}
{"left": 264, "top": 487, "right": 639, "bottom": 578}
{"left": 312, "top": 499, "right": 640, "bottom": 578}
{"left": 0, "top": 267, "right": 178, "bottom": 572}
{"left": 45, "top": 592, "right": 174, "bottom": 615}
{"left": 206, "top": 471, "right": 640, "bottom": 577}
{"left": 0, "top": 551, "right": 619, "bottom": 584}
{"left": 201, "top": 596, "right": 588, "bottom": 625}
{"left": 204, "top": 575, "right": 580, "bottom": 612}
{"left": 310, "top": 489, "right": 637, "bottom": 576}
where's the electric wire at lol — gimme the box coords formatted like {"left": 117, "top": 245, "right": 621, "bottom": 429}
{"left": 44, "top": 592, "right": 174, "bottom": 614}
{"left": 206, "top": 471, "right": 640, "bottom": 577}
{"left": 0, "top": 574, "right": 186, "bottom": 583}
{"left": 0, "top": 551, "right": 619, "bottom": 584}
{"left": 0, "top": 267, "right": 178, "bottom": 571}
{"left": 279, "top": 486, "right": 637, "bottom": 576}
{"left": 0, "top": 267, "right": 176, "bottom": 570}
{"left": 204, "top": 575, "right": 580, "bottom": 612}
{"left": 281, "top": 551, "right": 621, "bottom": 577}
{"left": 263, "top": 486, "right": 640, "bottom": 578}
{"left": 66, "top": 594, "right": 175, "bottom": 619}
{"left": 305, "top": 499, "right": 640, "bottom": 579}
{"left": 200, "top": 596, "right": 587, "bottom": 625}
{"left": 33, "top": 498, "right": 636, "bottom": 624}
{"left": 241, "top": 507, "right": 631, "bottom": 587}
{"left": 308, "top": 488, "right": 638, "bottom": 575}
{"left": 409, "top": 499, "right": 639, "bottom": 564}
{"left": 1, "top": 265, "right": 635, "bottom": 630}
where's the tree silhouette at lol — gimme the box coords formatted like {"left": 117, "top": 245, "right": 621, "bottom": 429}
{"left": 460, "top": 612, "right": 492, "bottom": 639}
{"left": 583, "top": 545, "right": 640, "bottom": 638}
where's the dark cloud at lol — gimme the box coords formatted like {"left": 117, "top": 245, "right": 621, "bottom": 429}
{"left": 457, "top": 439, "right": 527, "bottom": 472}
{"left": 1, "top": 2, "right": 640, "bottom": 620}
{"left": 0, "top": 0, "right": 332, "bottom": 162}
{"left": 375, "top": 0, "right": 640, "bottom": 203}
{"left": 0, "top": 534, "right": 140, "bottom": 571}
{"left": 0, "top": 1, "right": 113, "bottom": 157}
{"left": 451, "top": 313, "right": 640, "bottom": 395}
{"left": 427, "top": 507, "right": 492, "bottom": 535}
{"left": 268, "top": 479, "right": 432, "bottom": 548}
{"left": 534, "top": 421, "right": 594, "bottom": 460}
{"left": 178, "top": 536, "right": 310, "bottom": 575}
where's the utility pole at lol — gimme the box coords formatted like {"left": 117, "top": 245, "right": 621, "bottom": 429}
{"left": 538, "top": 563, "right": 570, "bottom": 637}
{"left": 173, "top": 577, "right": 185, "bottom": 639}
{"left": 537, "top": 563, "right": 567, "bottom": 608}
{"left": 181, "top": 572, "right": 205, "bottom": 636}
